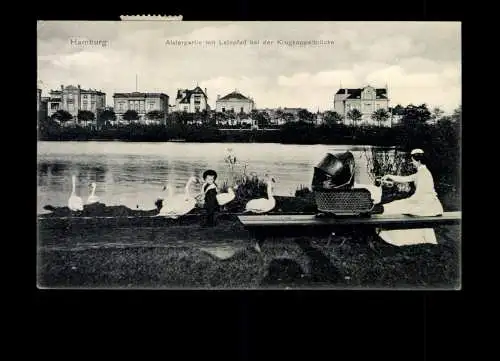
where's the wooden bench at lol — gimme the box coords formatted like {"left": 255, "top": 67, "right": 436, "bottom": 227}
{"left": 237, "top": 211, "right": 462, "bottom": 251}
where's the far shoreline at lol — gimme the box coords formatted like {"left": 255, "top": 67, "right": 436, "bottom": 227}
{"left": 37, "top": 138, "right": 397, "bottom": 149}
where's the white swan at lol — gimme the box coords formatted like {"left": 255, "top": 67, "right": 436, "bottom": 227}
{"left": 158, "top": 176, "right": 200, "bottom": 218}
{"left": 87, "top": 182, "right": 100, "bottom": 204}
{"left": 216, "top": 186, "right": 236, "bottom": 206}
{"left": 68, "top": 175, "right": 84, "bottom": 211}
{"left": 245, "top": 176, "right": 276, "bottom": 213}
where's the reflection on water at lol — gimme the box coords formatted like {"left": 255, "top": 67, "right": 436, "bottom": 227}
{"left": 37, "top": 141, "right": 387, "bottom": 214}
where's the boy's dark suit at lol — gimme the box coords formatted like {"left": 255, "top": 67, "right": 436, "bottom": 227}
{"left": 203, "top": 183, "right": 219, "bottom": 226}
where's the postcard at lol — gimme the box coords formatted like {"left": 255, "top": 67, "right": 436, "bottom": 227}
{"left": 37, "top": 20, "right": 461, "bottom": 289}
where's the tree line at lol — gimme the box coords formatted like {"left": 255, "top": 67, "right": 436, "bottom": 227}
{"left": 43, "top": 103, "right": 451, "bottom": 129}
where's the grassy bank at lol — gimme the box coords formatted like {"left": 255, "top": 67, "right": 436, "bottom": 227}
{"left": 37, "top": 218, "right": 460, "bottom": 289}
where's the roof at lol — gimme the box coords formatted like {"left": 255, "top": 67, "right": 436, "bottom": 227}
{"left": 176, "top": 86, "right": 207, "bottom": 104}
{"left": 335, "top": 87, "right": 388, "bottom": 100}
{"left": 113, "top": 92, "right": 169, "bottom": 98}
{"left": 80, "top": 89, "right": 106, "bottom": 95}
{"left": 49, "top": 87, "right": 106, "bottom": 95}
{"left": 217, "top": 91, "right": 252, "bottom": 102}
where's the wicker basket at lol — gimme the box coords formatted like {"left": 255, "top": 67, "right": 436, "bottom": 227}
{"left": 314, "top": 188, "right": 374, "bottom": 216}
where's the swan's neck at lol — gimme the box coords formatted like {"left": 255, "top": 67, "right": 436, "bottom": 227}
{"left": 185, "top": 179, "right": 194, "bottom": 198}
{"left": 267, "top": 183, "right": 274, "bottom": 199}
{"left": 71, "top": 178, "right": 76, "bottom": 194}
{"left": 90, "top": 185, "right": 96, "bottom": 196}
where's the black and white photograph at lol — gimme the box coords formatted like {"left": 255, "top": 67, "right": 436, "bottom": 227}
{"left": 37, "top": 21, "right": 461, "bottom": 289}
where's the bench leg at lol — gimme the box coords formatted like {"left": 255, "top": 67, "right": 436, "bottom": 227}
{"left": 249, "top": 229, "right": 266, "bottom": 253}
{"left": 326, "top": 232, "right": 336, "bottom": 247}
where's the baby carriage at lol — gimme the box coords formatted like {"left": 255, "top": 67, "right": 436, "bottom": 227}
{"left": 312, "top": 151, "right": 375, "bottom": 217}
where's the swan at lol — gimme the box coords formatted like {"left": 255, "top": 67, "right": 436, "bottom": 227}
{"left": 216, "top": 186, "right": 236, "bottom": 206}
{"left": 87, "top": 182, "right": 100, "bottom": 204}
{"left": 158, "top": 176, "right": 200, "bottom": 218}
{"left": 245, "top": 176, "right": 276, "bottom": 214}
{"left": 68, "top": 175, "right": 84, "bottom": 211}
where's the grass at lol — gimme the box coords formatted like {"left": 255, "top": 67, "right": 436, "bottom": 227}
{"left": 37, "top": 217, "right": 461, "bottom": 289}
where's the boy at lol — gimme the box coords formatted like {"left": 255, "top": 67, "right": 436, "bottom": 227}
{"left": 199, "top": 169, "right": 219, "bottom": 227}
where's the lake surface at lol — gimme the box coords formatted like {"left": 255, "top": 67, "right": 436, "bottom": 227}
{"left": 37, "top": 141, "right": 387, "bottom": 214}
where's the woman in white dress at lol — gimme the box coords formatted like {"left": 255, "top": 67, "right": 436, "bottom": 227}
{"left": 377, "top": 149, "right": 444, "bottom": 246}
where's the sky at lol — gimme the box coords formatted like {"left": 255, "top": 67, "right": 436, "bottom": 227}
{"left": 37, "top": 21, "right": 461, "bottom": 114}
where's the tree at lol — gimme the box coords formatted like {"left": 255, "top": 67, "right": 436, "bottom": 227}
{"left": 225, "top": 111, "right": 237, "bottom": 126}
{"left": 250, "top": 110, "right": 269, "bottom": 128}
{"left": 200, "top": 109, "right": 209, "bottom": 124}
{"left": 192, "top": 109, "right": 209, "bottom": 125}
{"left": 323, "top": 111, "right": 343, "bottom": 126}
{"left": 346, "top": 108, "right": 362, "bottom": 127}
{"left": 50, "top": 109, "right": 73, "bottom": 124}
{"left": 298, "top": 109, "right": 314, "bottom": 123}
{"left": 275, "top": 109, "right": 283, "bottom": 123}
{"left": 392, "top": 104, "right": 405, "bottom": 115}
{"left": 451, "top": 105, "right": 462, "bottom": 124}
{"left": 77, "top": 110, "right": 95, "bottom": 127}
{"left": 283, "top": 112, "right": 295, "bottom": 124}
{"left": 401, "top": 104, "right": 431, "bottom": 127}
{"left": 213, "top": 111, "right": 227, "bottom": 126}
{"left": 123, "top": 110, "right": 139, "bottom": 122}
{"left": 371, "top": 108, "right": 390, "bottom": 127}
{"left": 98, "top": 109, "right": 116, "bottom": 129}
{"left": 430, "top": 107, "right": 445, "bottom": 125}
{"left": 146, "top": 110, "right": 165, "bottom": 124}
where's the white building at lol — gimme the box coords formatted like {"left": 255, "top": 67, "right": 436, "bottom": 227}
{"left": 333, "top": 85, "right": 390, "bottom": 126}
{"left": 215, "top": 90, "right": 255, "bottom": 114}
{"left": 113, "top": 92, "right": 169, "bottom": 124}
{"left": 47, "top": 85, "right": 106, "bottom": 119}
{"left": 174, "top": 86, "right": 209, "bottom": 113}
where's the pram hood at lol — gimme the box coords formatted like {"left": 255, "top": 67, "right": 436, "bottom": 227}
{"left": 312, "top": 151, "right": 355, "bottom": 190}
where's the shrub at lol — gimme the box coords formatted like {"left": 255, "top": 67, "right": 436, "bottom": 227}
{"left": 295, "top": 185, "right": 312, "bottom": 198}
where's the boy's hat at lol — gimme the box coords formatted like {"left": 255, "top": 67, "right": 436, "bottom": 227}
{"left": 410, "top": 148, "right": 424, "bottom": 155}
{"left": 203, "top": 169, "right": 218, "bottom": 180}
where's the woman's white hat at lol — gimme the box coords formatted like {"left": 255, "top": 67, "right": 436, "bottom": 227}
{"left": 410, "top": 148, "right": 424, "bottom": 155}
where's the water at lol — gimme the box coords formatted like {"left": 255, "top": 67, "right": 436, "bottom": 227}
{"left": 37, "top": 141, "right": 384, "bottom": 214}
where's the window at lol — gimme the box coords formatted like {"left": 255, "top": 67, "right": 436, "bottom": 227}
{"left": 240, "top": 107, "right": 244, "bottom": 113}
{"left": 82, "top": 101, "right": 88, "bottom": 110}
{"left": 195, "top": 106, "right": 200, "bottom": 112}
{"left": 183, "top": 106, "right": 188, "bottom": 112}
{"left": 83, "top": 95, "right": 88, "bottom": 99}
{"left": 149, "top": 103, "right": 155, "bottom": 110}
{"left": 222, "top": 107, "right": 225, "bottom": 112}
{"left": 194, "top": 95, "right": 201, "bottom": 105}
